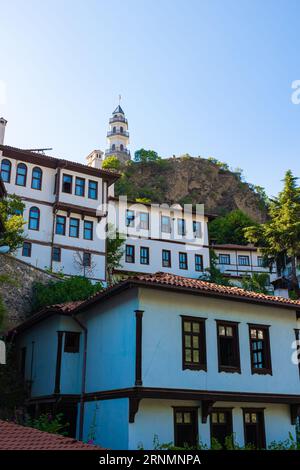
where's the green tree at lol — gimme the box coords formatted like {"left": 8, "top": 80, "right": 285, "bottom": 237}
{"left": 134, "top": 148, "right": 161, "bottom": 163}
{"left": 106, "top": 226, "right": 125, "bottom": 285}
{"left": 209, "top": 209, "right": 257, "bottom": 245}
{"left": 200, "top": 251, "right": 233, "bottom": 286}
{"left": 241, "top": 273, "right": 270, "bottom": 295}
{"left": 244, "top": 170, "right": 300, "bottom": 295}
{"left": 0, "top": 195, "right": 25, "bottom": 251}
{"left": 102, "top": 155, "right": 121, "bottom": 170}
{"left": 32, "top": 276, "right": 103, "bottom": 312}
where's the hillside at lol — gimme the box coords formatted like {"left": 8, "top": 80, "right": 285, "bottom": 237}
{"left": 114, "top": 156, "right": 268, "bottom": 222}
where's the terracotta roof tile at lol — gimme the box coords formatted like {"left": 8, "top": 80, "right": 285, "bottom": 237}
{"left": 0, "top": 420, "right": 103, "bottom": 450}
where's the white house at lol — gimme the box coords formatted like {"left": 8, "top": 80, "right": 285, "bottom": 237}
{"left": 12, "top": 272, "right": 300, "bottom": 450}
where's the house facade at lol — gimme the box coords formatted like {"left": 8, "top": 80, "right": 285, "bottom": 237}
{"left": 12, "top": 272, "right": 300, "bottom": 450}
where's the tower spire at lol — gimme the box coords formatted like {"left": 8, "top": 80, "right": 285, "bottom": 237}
{"left": 105, "top": 102, "right": 130, "bottom": 163}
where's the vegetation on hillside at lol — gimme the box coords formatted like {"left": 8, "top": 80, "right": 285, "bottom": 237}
{"left": 209, "top": 209, "right": 257, "bottom": 245}
{"left": 0, "top": 194, "right": 25, "bottom": 251}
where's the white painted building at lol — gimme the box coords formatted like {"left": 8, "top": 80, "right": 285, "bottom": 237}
{"left": 13, "top": 272, "right": 300, "bottom": 449}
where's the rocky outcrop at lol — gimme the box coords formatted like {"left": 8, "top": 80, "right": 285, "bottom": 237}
{"left": 0, "top": 254, "right": 59, "bottom": 329}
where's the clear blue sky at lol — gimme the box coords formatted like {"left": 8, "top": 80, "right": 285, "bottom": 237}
{"left": 1, "top": 0, "right": 299, "bottom": 196}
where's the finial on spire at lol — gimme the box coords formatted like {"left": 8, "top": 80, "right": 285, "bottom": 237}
{"left": 118, "top": 94, "right": 121, "bottom": 105}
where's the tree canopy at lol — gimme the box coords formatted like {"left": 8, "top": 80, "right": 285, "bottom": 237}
{"left": 0, "top": 195, "right": 25, "bottom": 252}
{"left": 102, "top": 155, "right": 121, "bottom": 170}
{"left": 134, "top": 148, "right": 161, "bottom": 163}
{"left": 209, "top": 209, "right": 257, "bottom": 245}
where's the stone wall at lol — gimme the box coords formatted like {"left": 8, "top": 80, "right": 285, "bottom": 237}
{"left": 0, "top": 254, "right": 59, "bottom": 329}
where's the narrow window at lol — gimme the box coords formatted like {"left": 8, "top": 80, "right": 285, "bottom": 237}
{"left": 62, "top": 174, "right": 73, "bottom": 193}
{"left": 243, "top": 409, "right": 266, "bottom": 449}
{"left": 238, "top": 255, "right": 250, "bottom": 266}
{"left": 162, "top": 249, "right": 171, "bottom": 268}
{"left": 182, "top": 316, "right": 207, "bottom": 370}
{"left": 140, "top": 247, "right": 149, "bottom": 265}
{"left": 174, "top": 408, "right": 198, "bottom": 448}
{"left": 120, "top": 144, "right": 124, "bottom": 151}
{"left": 195, "top": 254, "right": 203, "bottom": 272}
{"left": 52, "top": 246, "right": 61, "bottom": 262}
{"left": 217, "top": 321, "right": 241, "bottom": 373}
{"left": 126, "top": 210, "right": 135, "bottom": 227}
{"left": 1, "top": 159, "right": 11, "bottom": 183}
{"left": 22, "top": 242, "right": 32, "bottom": 257}
{"left": 113, "top": 126, "right": 116, "bottom": 133}
{"left": 83, "top": 220, "right": 93, "bottom": 240}
{"left": 211, "top": 409, "right": 233, "bottom": 448}
{"left": 125, "top": 244, "right": 135, "bottom": 263}
{"left": 20, "top": 347, "right": 27, "bottom": 379}
{"left": 16, "top": 163, "right": 27, "bottom": 186}
{"left": 219, "top": 254, "right": 230, "bottom": 265}
{"left": 112, "top": 144, "right": 115, "bottom": 151}
{"left": 64, "top": 332, "right": 80, "bottom": 353}
{"left": 69, "top": 218, "right": 80, "bottom": 238}
{"left": 161, "top": 215, "right": 171, "bottom": 234}
{"left": 193, "top": 221, "right": 202, "bottom": 238}
{"left": 88, "top": 180, "right": 98, "bottom": 200}
{"left": 75, "top": 177, "right": 85, "bottom": 196}
{"left": 257, "top": 256, "right": 264, "bottom": 267}
{"left": 139, "top": 212, "right": 149, "bottom": 230}
{"left": 177, "top": 218, "right": 186, "bottom": 236}
{"left": 120, "top": 126, "right": 123, "bottom": 133}
{"left": 31, "top": 167, "right": 42, "bottom": 190}
{"left": 179, "top": 252, "right": 188, "bottom": 270}
{"left": 249, "top": 325, "right": 272, "bottom": 374}
{"left": 83, "top": 252, "right": 91, "bottom": 267}
{"left": 28, "top": 207, "right": 40, "bottom": 231}
{"left": 55, "top": 215, "right": 66, "bottom": 235}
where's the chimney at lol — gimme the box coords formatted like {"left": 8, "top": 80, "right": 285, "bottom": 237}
{"left": 0, "top": 117, "right": 7, "bottom": 145}
{"left": 86, "top": 149, "right": 103, "bottom": 169}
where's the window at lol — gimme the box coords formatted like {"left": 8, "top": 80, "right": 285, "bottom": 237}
{"left": 52, "top": 246, "right": 61, "bottom": 262}
{"left": 162, "top": 249, "right": 171, "bottom": 268}
{"left": 22, "top": 242, "right": 32, "bottom": 257}
{"left": 140, "top": 247, "right": 149, "bottom": 265}
{"left": 238, "top": 255, "right": 250, "bottom": 266}
{"left": 56, "top": 215, "right": 66, "bottom": 235}
{"left": 177, "top": 218, "right": 186, "bottom": 236}
{"left": 125, "top": 244, "right": 135, "bottom": 263}
{"left": 28, "top": 207, "right": 40, "bottom": 231}
{"left": 195, "top": 254, "right": 203, "bottom": 272}
{"left": 182, "top": 316, "right": 207, "bottom": 370}
{"left": 249, "top": 325, "right": 272, "bottom": 374}
{"left": 31, "top": 167, "right": 42, "bottom": 190}
{"left": 161, "top": 215, "right": 171, "bottom": 233}
{"left": 113, "top": 126, "right": 116, "bottom": 133}
{"left": 1, "top": 159, "right": 11, "bottom": 183}
{"left": 83, "top": 220, "right": 93, "bottom": 240}
{"left": 174, "top": 408, "right": 198, "bottom": 448}
{"left": 179, "top": 252, "right": 188, "bottom": 270}
{"left": 62, "top": 174, "right": 72, "bottom": 193}
{"left": 243, "top": 409, "right": 266, "bottom": 449}
{"left": 126, "top": 210, "right": 135, "bottom": 227}
{"left": 64, "top": 332, "right": 80, "bottom": 353}
{"left": 20, "top": 347, "right": 26, "bottom": 379}
{"left": 16, "top": 163, "right": 27, "bottom": 186}
{"left": 257, "top": 256, "right": 264, "bottom": 267}
{"left": 219, "top": 254, "right": 230, "bottom": 265}
{"left": 193, "top": 221, "right": 202, "bottom": 238}
{"left": 120, "top": 126, "right": 123, "bottom": 133}
{"left": 75, "top": 177, "right": 85, "bottom": 196}
{"left": 88, "top": 180, "right": 98, "bottom": 200}
{"left": 83, "top": 252, "right": 91, "bottom": 267}
{"left": 69, "top": 218, "right": 80, "bottom": 238}
{"left": 211, "top": 409, "right": 233, "bottom": 448}
{"left": 112, "top": 144, "right": 116, "bottom": 150}
{"left": 139, "top": 212, "right": 149, "bottom": 230}
{"left": 216, "top": 321, "right": 241, "bottom": 373}
{"left": 120, "top": 144, "right": 124, "bottom": 151}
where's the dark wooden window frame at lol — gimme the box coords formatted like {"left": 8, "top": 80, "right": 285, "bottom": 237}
{"left": 83, "top": 251, "right": 91, "bottom": 267}
{"left": 181, "top": 315, "right": 207, "bottom": 371}
{"left": 161, "top": 215, "right": 172, "bottom": 234}
{"left": 248, "top": 323, "right": 272, "bottom": 375}
{"left": 88, "top": 180, "right": 98, "bottom": 200}
{"left": 31, "top": 166, "right": 43, "bottom": 190}
{"left": 195, "top": 254, "right": 204, "bottom": 272}
{"left": 162, "top": 249, "right": 171, "bottom": 268}
{"left": 22, "top": 242, "right": 32, "bottom": 257}
{"left": 210, "top": 407, "right": 233, "bottom": 447}
{"left": 1, "top": 159, "right": 11, "bottom": 183}
{"left": 216, "top": 320, "right": 241, "bottom": 374}
{"left": 242, "top": 408, "right": 266, "bottom": 449}
{"left": 83, "top": 220, "right": 93, "bottom": 240}
{"left": 140, "top": 246, "right": 149, "bottom": 265}
{"left": 64, "top": 332, "right": 80, "bottom": 353}
{"left": 173, "top": 406, "right": 199, "bottom": 448}
{"left": 125, "top": 244, "right": 135, "bottom": 263}
{"left": 69, "top": 217, "right": 80, "bottom": 238}
{"left": 52, "top": 246, "right": 61, "bottom": 262}
{"left": 179, "top": 252, "right": 188, "bottom": 270}
{"left": 28, "top": 206, "right": 40, "bottom": 231}
{"left": 138, "top": 212, "right": 149, "bottom": 230}
{"left": 75, "top": 177, "right": 85, "bottom": 197}
{"left": 15, "top": 162, "right": 27, "bottom": 187}
{"left": 219, "top": 253, "right": 231, "bottom": 265}
{"left": 56, "top": 215, "right": 66, "bottom": 236}
{"left": 62, "top": 173, "right": 73, "bottom": 194}
{"left": 238, "top": 255, "right": 250, "bottom": 266}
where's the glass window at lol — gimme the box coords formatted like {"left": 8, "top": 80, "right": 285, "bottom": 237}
{"left": 1, "top": 159, "right": 11, "bottom": 183}
{"left": 174, "top": 408, "right": 198, "bottom": 448}
{"left": 52, "top": 246, "right": 61, "bottom": 262}
{"left": 56, "top": 215, "right": 66, "bottom": 235}
{"left": 83, "top": 252, "right": 91, "bottom": 267}
{"left": 177, "top": 218, "right": 186, "bottom": 236}
{"left": 162, "top": 249, "right": 171, "bottom": 268}
{"left": 193, "top": 221, "right": 202, "bottom": 238}
{"left": 64, "top": 332, "right": 80, "bottom": 353}
{"left": 125, "top": 244, "right": 135, "bottom": 263}
{"left": 217, "top": 322, "right": 240, "bottom": 372}
{"left": 75, "top": 177, "right": 85, "bottom": 196}
{"left": 161, "top": 215, "right": 171, "bottom": 233}
{"left": 195, "top": 254, "right": 203, "bottom": 272}
{"left": 140, "top": 247, "right": 149, "bottom": 265}
{"left": 139, "top": 212, "right": 149, "bottom": 230}
{"left": 31, "top": 167, "right": 42, "bottom": 190}
{"left": 238, "top": 255, "right": 250, "bottom": 266}
{"left": 182, "top": 317, "right": 207, "bottom": 370}
{"left": 243, "top": 410, "right": 266, "bottom": 449}
{"left": 28, "top": 207, "right": 40, "bottom": 231}
{"left": 88, "top": 180, "right": 98, "bottom": 200}
{"left": 179, "top": 252, "right": 188, "bottom": 270}
{"left": 62, "top": 174, "right": 72, "bottom": 193}
{"left": 219, "top": 254, "right": 230, "bottom": 265}
{"left": 249, "top": 326, "right": 272, "bottom": 374}
{"left": 69, "top": 218, "right": 80, "bottom": 238}
{"left": 257, "top": 256, "right": 264, "bottom": 267}
{"left": 211, "top": 410, "right": 233, "bottom": 448}
{"left": 22, "top": 242, "right": 32, "bottom": 257}
{"left": 126, "top": 210, "right": 135, "bottom": 227}
{"left": 16, "top": 163, "right": 27, "bottom": 186}
{"left": 83, "top": 220, "right": 93, "bottom": 240}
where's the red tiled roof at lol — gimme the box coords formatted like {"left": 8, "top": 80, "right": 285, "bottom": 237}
{"left": 0, "top": 420, "right": 103, "bottom": 450}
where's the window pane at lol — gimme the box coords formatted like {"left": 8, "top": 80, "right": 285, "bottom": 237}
{"left": 184, "top": 321, "right": 191, "bottom": 332}
{"left": 176, "top": 412, "right": 183, "bottom": 424}
{"left": 219, "top": 326, "right": 226, "bottom": 336}
{"left": 185, "top": 349, "right": 192, "bottom": 362}
{"left": 258, "top": 330, "right": 264, "bottom": 339}
{"left": 185, "top": 336, "right": 191, "bottom": 347}
{"left": 193, "top": 350, "right": 199, "bottom": 363}
{"left": 219, "top": 413, "right": 226, "bottom": 424}
{"left": 212, "top": 413, "right": 218, "bottom": 424}
{"left": 192, "top": 322, "right": 200, "bottom": 333}
{"left": 226, "top": 326, "right": 233, "bottom": 337}
{"left": 192, "top": 336, "right": 199, "bottom": 348}
{"left": 250, "top": 329, "right": 257, "bottom": 339}
{"left": 184, "top": 412, "right": 191, "bottom": 424}
{"left": 251, "top": 413, "right": 257, "bottom": 423}
{"left": 245, "top": 413, "right": 250, "bottom": 423}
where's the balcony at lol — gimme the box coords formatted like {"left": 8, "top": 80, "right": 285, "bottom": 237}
{"left": 107, "top": 130, "right": 129, "bottom": 138}
{"left": 109, "top": 116, "right": 128, "bottom": 125}
{"left": 105, "top": 148, "right": 131, "bottom": 156}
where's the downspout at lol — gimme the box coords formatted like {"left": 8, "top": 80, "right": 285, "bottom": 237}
{"left": 72, "top": 315, "right": 87, "bottom": 442}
